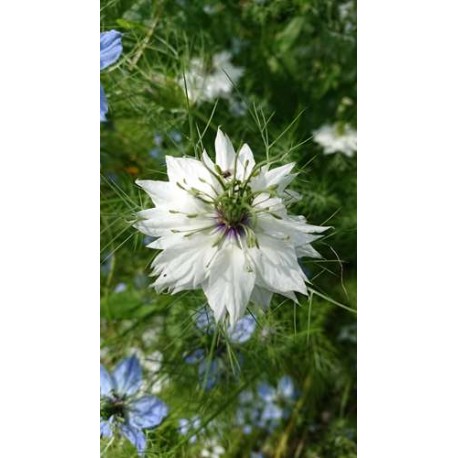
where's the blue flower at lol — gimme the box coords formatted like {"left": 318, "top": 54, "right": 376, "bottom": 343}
{"left": 185, "top": 309, "right": 257, "bottom": 389}
{"left": 169, "top": 130, "right": 183, "bottom": 143}
{"left": 178, "top": 416, "right": 201, "bottom": 443}
{"left": 149, "top": 147, "right": 163, "bottom": 159}
{"left": 193, "top": 307, "right": 216, "bottom": 334}
{"left": 100, "top": 30, "right": 122, "bottom": 122}
{"left": 235, "top": 376, "right": 298, "bottom": 433}
{"left": 114, "top": 282, "right": 127, "bottom": 293}
{"left": 257, "top": 376, "right": 297, "bottom": 429}
{"left": 227, "top": 315, "right": 257, "bottom": 344}
{"left": 100, "top": 356, "right": 168, "bottom": 455}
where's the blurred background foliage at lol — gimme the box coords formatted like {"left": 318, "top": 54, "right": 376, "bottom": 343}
{"left": 101, "top": 0, "right": 356, "bottom": 456}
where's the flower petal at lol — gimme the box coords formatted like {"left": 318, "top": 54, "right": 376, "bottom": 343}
{"left": 203, "top": 241, "right": 255, "bottom": 325}
{"left": 184, "top": 348, "right": 205, "bottom": 364}
{"left": 120, "top": 424, "right": 146, "bottom": 456}
{"left": 128, "top": 396, "right": 168, "bottom": 429}
{"left": 258, "top": 382, "right": 276, "bottom": 402}
{"left": 227, "top": 315, "right": 256, "bottom": 344}
{"left": 151, "top": 234, "right": 219, "bottom": 293}
{"left": 100, "top": 364, "right": 114, "bottom": 397}
{"left": 236, "top": 143, "right": 255, "bottom": 180}
{"left": 100, "top": 418, "right": 113, "bottom": 438}
{"left": 100, "top": 30, "right": 123, "bottom": 70}
{"left": 194, "top": 307, "right": 216, "bottom": 333}
{"left": 278, "top": 375, "right": 295, "bottom": 399}
{"left": 215, "top": 128, "right": 236, "bottom": 173}
{"left": 135, "top": 180, "right": 182, "bottom": 208}
{"left": 166, "top": 155, "right": 221, "bottom": 198}
{"left": 198, "top": 358, "right": 220, "bottom": 390}
{"left": 134, "top": 209, "right": 213, "bottom": 238}
{"left": 250, "top": 286, "right": 273, "bottom": 310}
{"left": 261, "top": 402, "right": 283, "bottom": 422}
{"left": 250, "top": 233, "right": 307, "bottom": 295}
{"left": 250, "top": 163, "right": 295, "bottom": 193}
{"left": 112, "top": 356, "right": 142, "bottom": 396}
{"left": 100, "top": 85, "right": 108, "bottom": 122}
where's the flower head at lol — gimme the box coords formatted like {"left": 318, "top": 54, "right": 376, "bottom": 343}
{"left": 185, "top": 308, "right": 257, "bottom": 388}
{"left": 181, "top": 52, "right": 244, "bottom": 104}
{"left": 201, "top": 438, "right": 225, "bottom": 458}
{"left": 236, "top": 376, "right": 298, "bottom": 433}
{"left": 135, "top": 128, "right": 328, "bottom": 325}
{"left": 178, "top": 416, "right": 201, "bottom": 443}
{"left": 257, "top": 376, "right": 297, "bottom": 428}
{"left": 100, "top": 356, "right": 168, "bottom": 455}
{"left": 313, "top": 123, "right": 357, "bottom": 156}
{"left": 100, "top": 30, "right": 122, "bottom": 122}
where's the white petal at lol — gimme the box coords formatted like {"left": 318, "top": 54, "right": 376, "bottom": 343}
{"left": 203, "top": 241, "right": 255, "bottom": 325}
{"left": 215, "top": 128, "right": 236, "bottom": 173}
{"left": 202, "top": 149, "right": 216, "bottom": 174}
{"left": 250, "top": 233, "right": 307, "bottom": 295}
{"left": 250, "top": 162, "right": 295, "bottom": 192}
{"left": 135, "top": 180, "right": 177, "bottom": 208}
{"left": 256, "top": 213, "right": 328, "bottom": 250}
{"left": 250, "top": 286, "right": 273, "bottom": 310}
{"left": 134, "top": 209, "right": 214, "bottom": 237}
{"left": 166, "top": 155, "right": 221, "bottom": 197}
{"left": 236, "top": 143, "right": 255, "bottom": 181}
{"left": 296, "top": 244, "right": 322, "bottom": 259}
{"left": 252, "top": 193, "right": 287, "bottom": 217}
{"left": 152, "top": 233, "right": 218, "bottom": 293}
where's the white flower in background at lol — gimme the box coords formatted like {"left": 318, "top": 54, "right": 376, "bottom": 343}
{"left": 339, "top": 1, "right": 356, "bottom": 33}
{"left": 201, "top": 438, "right": 225, "bottom": 458}
{"left": 313, "top": 123, "right": 357, "bottom": 157}
{"left": 135, "top": 128, "right": 328, "bottom": 325}
{"left": 141, "top": 316, "right": 164, "bottom": 347}
{"left": 181, "top": 51, "right": 244, "bottom": 104}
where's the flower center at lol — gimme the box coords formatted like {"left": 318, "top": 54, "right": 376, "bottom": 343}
{"left": 215, "top": 189, "right": 252, "bottom": 236}
{"left": 100, "top": 395, "right": 127, "bottom": 420}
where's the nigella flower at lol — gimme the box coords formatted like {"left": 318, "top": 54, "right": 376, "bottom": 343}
{"left": 257, "top": 376, "right": 297, "bottom": 429}
{"left": 100, "top": 356, "right": 168, "bottom": 455}
{"left": 180, "top": 52, "right": 244, "bottom": 104}
{"left": 201, "top": 438, "right": 226, "bottom": 458}
{"left": 178, "top": 416, "right": 201, "bottom": 443}
{"left": 313, "top": 123, "right": 357, "bottom": 157}
{"left": 100, "top": 30, "right": 122, "bottom": 122}
{"left": 236, "top": 376, "right": 297, "bottom": 433}
{"left": 185, "top": 310, "right": 256, "bottom": 388}
{"left": 135, "top": 128, "right": 328, "bottom": 325}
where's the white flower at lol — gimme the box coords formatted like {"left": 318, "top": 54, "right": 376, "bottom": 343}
{"left": 135, "top": 128, "right": 328, "bottom": 325}
{"left": 339, "top": 1, "right": 356, "bottom": 33}
{"left": 201, "top": 438, "right": 225, "bottom": 458}
{"left": 181, "top": 51, "right": 244, "bottom": 104}
{"left": 313, "top": 123, "right": 357, "bottom": 157}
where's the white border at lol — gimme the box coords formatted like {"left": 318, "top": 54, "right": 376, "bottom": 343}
{"left": 358, "top": 0, "right": 458, "bottom": 456}
{"left": 0, "top": 1, "right": 99, "bottom": 456}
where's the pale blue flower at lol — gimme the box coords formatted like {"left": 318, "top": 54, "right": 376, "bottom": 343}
{"left": 236, "top": 376, "right": 298, "bottom": 433}
{"left": 185, "top": 309, "right": 256, "bottom": 389}
{"left": 169, "top": 130, "right": 183, "bottom": 143}
{"left": 257, "top": 376, "right": 297, "bottom": 429}
{"left": 154, "top": 134, "right": 163, "bottom": 146}
{"left": 100, "top": 356, "right": 168, "bottom": 455}
{"left": 178, "top": 416, "right": 201, "bottom": 443}
{"left": 193, "top": 307, "right": 216, "bottom": 334}
{"left": 149, "top": 147, "right": 162, "bottom": 158}
{"left": 114, "top": 282, "right": 127, "bottom": 293}
{"left": 227, "top": 315, "right": 257, "bottom": 343}
{"left": 100, "top": 30, "right": 122, "bottom": 121}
